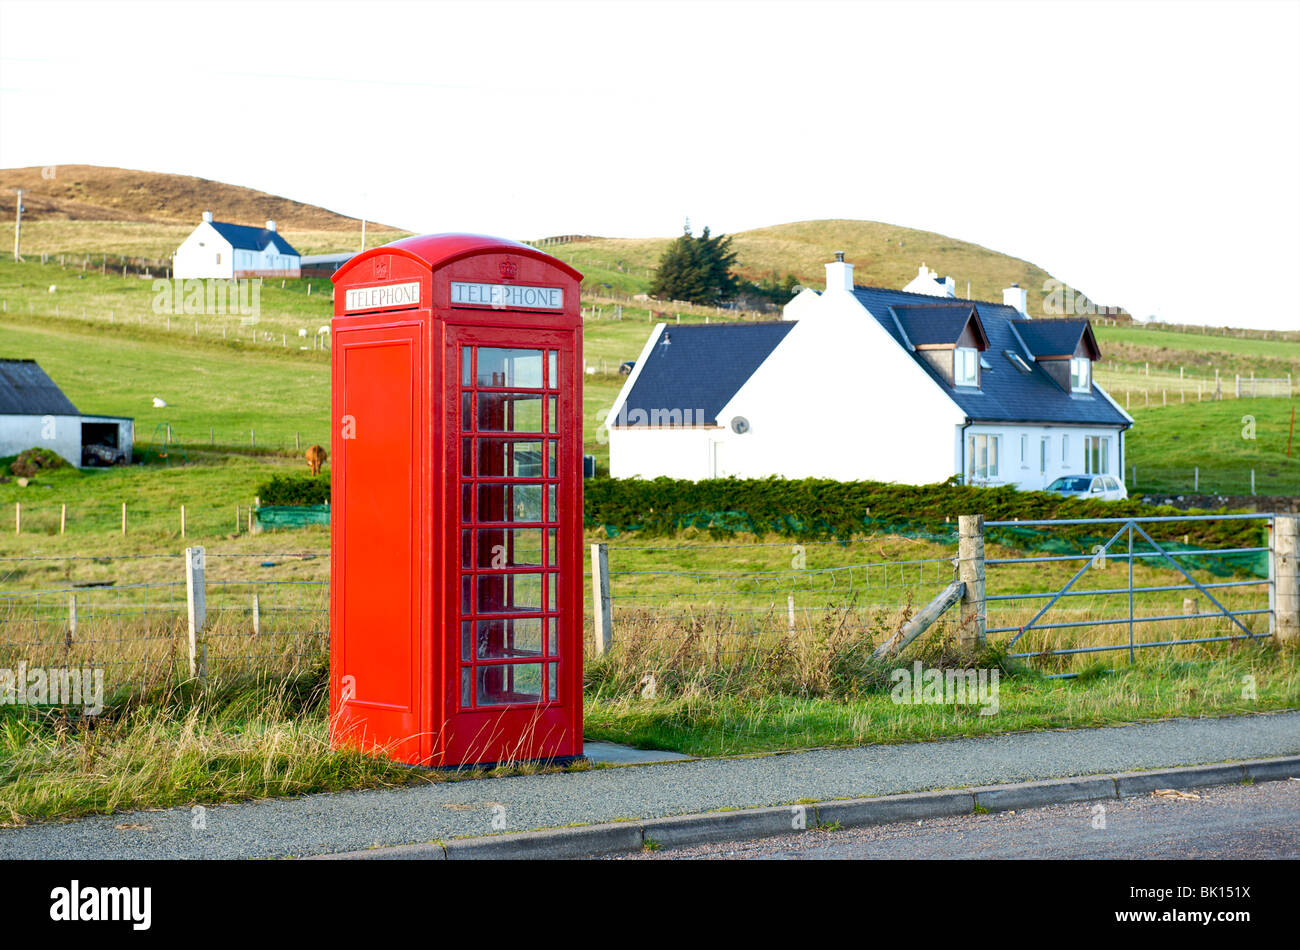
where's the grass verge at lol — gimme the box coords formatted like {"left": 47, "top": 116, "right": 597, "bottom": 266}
{"left": 0, "top": 669, "right": 580, "bottom": 827}
{"left": 583, "top": 640, "right": 1299, "bottom": 757}
{"left": 2, "top": 640, "right": 1294, "bottom": 826}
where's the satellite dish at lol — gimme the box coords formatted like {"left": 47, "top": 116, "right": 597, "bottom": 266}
{"left": 730, "top": 416, "right": 750, "bottom": 435}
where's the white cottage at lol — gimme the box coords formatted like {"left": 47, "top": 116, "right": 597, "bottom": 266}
{"left": 174, "top": 211, "right": 301, "bottom": 279}
{"left": 606, "top": 255, "right": 1132, "bottom": 490}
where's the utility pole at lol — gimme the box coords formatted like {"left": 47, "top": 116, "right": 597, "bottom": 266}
{"left": 12, "top": 189, "right": 23, "bottom": 262}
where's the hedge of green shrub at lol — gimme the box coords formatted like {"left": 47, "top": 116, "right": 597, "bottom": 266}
{"left": 257, "top": 473, "right": 330, "bottom": 506}
{"left": 582, "top": 476, "right": 1263, "bottom": 551}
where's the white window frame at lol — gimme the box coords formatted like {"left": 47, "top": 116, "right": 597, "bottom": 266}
{"left": 967, "top": 433, "right": 1000, "bottom": 482}
{"left": 1020, "top": 434, "right": 1028, "bottom": 468}
{"left": 1070, "top": 357, "right": 1091, "bottom": 392}
{"left": 1084, "top": 435, "right": 1110, "bottom": 475}
{"left": 954, "top": 347, "right": 979, "bottom": 388}
{"left": 1062, "top": 434, "right": 1069, "bottom": 464}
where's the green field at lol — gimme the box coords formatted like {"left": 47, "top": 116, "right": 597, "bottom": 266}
{"left": 1124, "top": 399, "right": 1299, "bottom": 495}
{"left": 1096, "top": 325, "right": 1300, "bottom": 361}
{"left": 0, "top": 317, "right": 329, "bottom": 449}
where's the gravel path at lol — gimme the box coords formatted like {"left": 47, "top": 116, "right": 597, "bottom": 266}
{"left": 4, "top": 710, "right": 1298, "bottom": 860}
{"left": 617, "top": 778, "right": 1300, "bottom": 859}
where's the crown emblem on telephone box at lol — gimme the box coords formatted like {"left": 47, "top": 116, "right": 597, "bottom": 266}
{"left": 499, "top": 260, "right": 519, "bottom": 279}
{"left": 374, "top": 259, "right": 389, "bottom": 279}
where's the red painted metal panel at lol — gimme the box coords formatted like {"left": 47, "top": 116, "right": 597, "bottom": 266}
{"left": 330, "top": 322, "right": 423, "bottom": 763}
{"left": 331, "top": 234, "right": 582, "bottom": 769}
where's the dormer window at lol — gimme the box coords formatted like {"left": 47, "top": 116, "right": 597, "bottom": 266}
{"left": 1070, "top": 357, "right": 1091, "bottom": 392}
{"left": 954, "top": 347, "right": 979, "bottom": 387}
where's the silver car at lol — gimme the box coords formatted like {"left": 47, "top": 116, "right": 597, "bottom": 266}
{"left": 1046, "top": 474, "right": 1128, "bottom": 500}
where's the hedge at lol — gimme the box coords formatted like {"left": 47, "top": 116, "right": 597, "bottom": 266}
{"left": 257, "top": 473, "right": 330, "bottom": 506}
{"left": 582, "top": 476, "right": 1264, "bottom": 552}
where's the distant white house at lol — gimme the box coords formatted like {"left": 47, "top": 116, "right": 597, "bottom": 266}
{"left": 0, "top": 359, "right": 133, "bottom": 467}
{"left": 174, "top": 211, "right": 301, "bottom": 279}
{"left": 902, "top": 262, "right": 956, "bottom": 297}
{"left": 605, "top": 255, "right": 1133, "bottom": 491}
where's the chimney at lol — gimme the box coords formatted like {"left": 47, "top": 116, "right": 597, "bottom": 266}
{"left": 202, "top": 210, "right": 213, "bottom": 223}
{"left": 825, "top": 251, "right": 854, "bottom": 292}
{"left": 1003, "top": 283, "right": 1028, "bottom": 316}
{"left": 266, "top": 219, "right": 277, "bottom": 232}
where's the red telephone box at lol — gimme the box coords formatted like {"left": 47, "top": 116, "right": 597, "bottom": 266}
{"left": 329, "top": 233, "right": 584, "bottom": 768}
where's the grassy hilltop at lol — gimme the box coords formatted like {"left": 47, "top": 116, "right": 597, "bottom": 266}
{"left": 0, "top": 164, "right": 410, "bottom": 258}
{"left": 545, "top": 219, "right": 1103, "bottom": 317}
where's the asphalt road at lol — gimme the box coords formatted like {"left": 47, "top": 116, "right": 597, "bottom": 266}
{"left": 619, "top": 778, "right": 1300, "bottom": 859}
{"left": 2, "top": 710, "right": 1297, "bottom": 859}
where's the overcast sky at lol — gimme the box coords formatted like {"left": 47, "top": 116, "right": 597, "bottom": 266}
{"left": 2, "top": 0, "right": 1297, "bottom": 329}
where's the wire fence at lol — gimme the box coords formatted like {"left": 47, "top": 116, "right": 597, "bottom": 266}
{"left": 585, "top": 513, "right": 1287, "bottom": 675}
{"left": 0, "top": 512, "right": 1290, "bottom": 700}
{"left": 6, "top": 501, "right": 330, "bottom": 541}
{"left": 593, "top": 555, "right": 957, "bottom": 655}
{"left": 0, "top": 577, "right": 328, "bottom": 696}
{"left": 1097, "top": 367, "right": 1293, "bottom": 403}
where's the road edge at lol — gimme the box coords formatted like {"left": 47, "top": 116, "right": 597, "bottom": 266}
{"left": 308, "top": 754, "right": 1300, "bottom": 860}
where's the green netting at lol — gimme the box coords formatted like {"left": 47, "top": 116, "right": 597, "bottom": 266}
{"left": 255, "top": 505, "right": 330, "bottom": 530}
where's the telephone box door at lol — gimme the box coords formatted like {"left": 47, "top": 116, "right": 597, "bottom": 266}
{"left": 441, "top": 324, "right": 580, "bottom": 764}
{"left": 331, "top": 320, "right": 424, "bottom": 764}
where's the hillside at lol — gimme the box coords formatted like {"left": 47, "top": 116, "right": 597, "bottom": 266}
{"left": 549, "top": 219, "right": 1121, "bottom": 319}
{"left": 0, "top": 164, "right": 405, "bottom": 231}
{"left": 0, "top": 165, "right": 1110, "bottom": 317}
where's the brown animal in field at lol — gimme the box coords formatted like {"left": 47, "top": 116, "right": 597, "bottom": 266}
{"left": 306, "top": 444, "right": 327, "bottom": 475}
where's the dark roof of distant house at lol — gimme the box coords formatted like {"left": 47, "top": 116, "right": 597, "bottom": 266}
{"left": 892, "top": 304, "right": 989, "bottom": 349}
{"left": 0, "top": 359, "right": 79, "bottom": 415}
{"left": 1011, "top": 319, "right": 1101, "bottom": 359}
{"left": 852, "top": 285, "right": 1128, "bottom": 427}
{"left": 613, "top": 322, "right": 796, "bottom": 427}
{"left": 209, "top": 221, "right": 299, "bottom": 257}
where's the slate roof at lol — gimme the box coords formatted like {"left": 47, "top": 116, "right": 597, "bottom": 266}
{"left": 612, "top": 322, "right": 796, "bottom": 427}
{"left": 852, "top": 285, "right": 1129, "bottom": 427}
{"left": 1012, "top": 319, "right": 1100, "bottom": 359}
{"left": 0, "top": 359, "right": 79, "bottom": 415}
{"left": 209, "top": 221, "right": 299, "bottom": 257}
{"left": 892, "top": 304, "right": 989, "bottom": 348}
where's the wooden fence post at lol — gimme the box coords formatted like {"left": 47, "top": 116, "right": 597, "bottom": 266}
{"left": 67, "top": 594, "right": 76, "bottom": 647}
{"left": 252, "top": 593, "right": 261, "bottom": 635}
{"left": 14, "top": 502, "right": 19, "bottom": 535}
{"left": 121, "top": 502, "right": 126, "bottom": 535}
{"left": 591, "top": 543, "right": 613, "bottom": 655}
{"left": 60, "top": 503, "right": 65, "bottom": 534}
{"left": 958, "top": 515, "right": 986, "bottom": 650}
{"left": 186, "top": 546, "right": 207, "bottom": 680}
{"left": 1272, "top": 516, "right": 1298, "bottom": 643}
{"left": 180, "top": 504, "right": 186, "bottom": 538}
